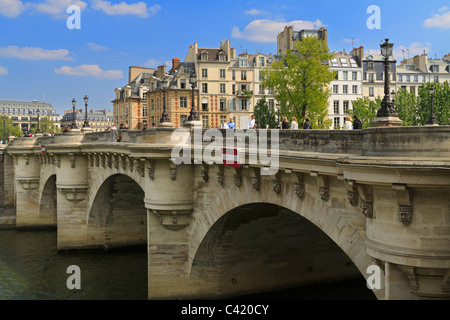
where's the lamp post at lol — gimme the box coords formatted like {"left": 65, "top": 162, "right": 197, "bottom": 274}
{"left": 257, "top": 103, "right": 261, "bottom": 129}
{"left": 29, "top": 110, "right": 33, "bottom": 135}
{"left": 2, "top": 115, "right": 5, "bottom": 143}
{"left": 71, "top": 98, "right": 78, "bottom": 129}
{"left": 83, "top": 95, "right": 90, "bottom": 128}
{"left": 372, "top": 39, "right": 402, "bottom": 127}
{"left": 36, "top": 108, "right": 41, "bottom": 134}
{"left": 277, "top": 103, "right": 280, "bottom": 129}
{"left": 188, "top": 73, "right": 198, "bottom": 121}
{"left": 159, "top": 79, "right": 170, "bottom": 123}
{"left": 426, "top": 86, "right": 438, "bottom": 125}
{"left": 391, "top": 90, "right": 396, "bottom": 105}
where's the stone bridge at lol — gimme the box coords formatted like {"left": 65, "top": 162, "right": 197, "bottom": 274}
{"left": 2, "top": 126, "right": 450, "bottom": 300}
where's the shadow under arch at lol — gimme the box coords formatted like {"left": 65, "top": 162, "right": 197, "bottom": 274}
{"left": 87, "top": 173, "right": 147, "bottom": 250}
{"left": 189, "top": 202, "right": 377, "bottom": 300}
{"left": 39, "top": 174, "right": 57, "bottom": 228}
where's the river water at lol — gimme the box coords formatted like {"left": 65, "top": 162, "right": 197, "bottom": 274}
{"left": 0, "top": 228, "right": 375, "bottom": 300}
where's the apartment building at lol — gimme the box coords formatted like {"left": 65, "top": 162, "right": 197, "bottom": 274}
{"left": 277, "top": 25, "right": 328, "bottom": 56}
{"left": 328, "top": 53, "right": 363, "bottom": 129}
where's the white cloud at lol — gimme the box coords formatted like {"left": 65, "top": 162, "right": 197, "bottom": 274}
{"left": 0, "top": 46, "right": 73, "bottom": 60}
{"left": 0, "top": 0, "right": 26, "bottom": 17}
{"left": 424, "top": 10, "right": 450, "bottom": 29}
{"left": 26, "top": 0, "right": 87, "bottom": 19}
{"left": 54, "top": 64, "right": 123, "bottom": 80}
{"left": 439, "top": 6, "right": 449, "bottom": 12}
{"left": 87, "top": 42, "right": 110, "bottom": 51}
{"left": 231, "top": 19, "right": 324, "bottom": 43}
{"left": 92, "top": 0, "right": 161, "bottom": 18}
{"left": 394, "top": 42, "right": 432, "bottom": 61}
{"left": 245, "top": 9, "right": 264, "bottom": 15}
{"left": 342, "top": 38, "right": 359, "bottom": 44}
{"left": 144, "top": 59, "right": 161, "bottom": 68}
{"left": 0, "top": 66, "right": 8, "bottom": 75}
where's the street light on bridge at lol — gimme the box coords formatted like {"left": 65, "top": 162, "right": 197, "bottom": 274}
{"left": 36, "top": 108, "right": 41, "bottom": 134}
{"left": 71, "top": 98, "right": 78, "bottom": 129}
{"left": 426, "top": 86, "right": 439, "bottom": 126}
{"left": 83, "top": 95, "right": 90, "bottom": 128}
{"left": 159, "top": 79, "right": 170, "bottom": 123}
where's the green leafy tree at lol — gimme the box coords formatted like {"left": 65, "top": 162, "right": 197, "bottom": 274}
{"left": 32, "top": 117, "right": 61, "bottom": 134}
{"left": 261, "top": 36, "right": 335, "bottom": 129}
{"left": 416, "top": 81, "right": 450, "bottom": 126}
{"left": 0, "top": 117, "right": 23, "bottom": 141}
{"left": 348, "top": 97, "right": 381, "bottom": 128}
{"left": 254, "top": 98, "right": 277, "bottom": 129}
{"left": 393, "top": 89, "right": 418, "bottom": 126}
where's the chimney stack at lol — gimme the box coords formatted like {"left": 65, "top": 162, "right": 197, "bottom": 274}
{"left": 172, "top": 57, "right": 180, "bottom": 70}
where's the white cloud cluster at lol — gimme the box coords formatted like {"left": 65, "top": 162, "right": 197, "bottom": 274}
{"left": 54, "top": 64, "right": 123, "bottom": 80}
{"left": 0, "top": 0, "right": 26, "bottom": 17}
{"left": 26, "top": 0, "right": 87, "bottom": 19}
{"left": 394, "top": 42, "right": 432, "bottom": 61}
{"left": 92, "top": 0, "right": 161, "bottom": 18}
{"left": 0, "top": 66, "right": 8, "bottom": 75}
{"left": 0, "top": 46, "right": 73, "bottom": 60}
{"left": 87, "top": 42, "right": 110, "bottom": 51}
{"left": 231, "top": 19, "right": 324, "bottom": 43}
{"left": 424, "top": 7, "right": 450, "bottom": 29}
{"left": 245, "top": 9, "right": 264, "bottom": 15}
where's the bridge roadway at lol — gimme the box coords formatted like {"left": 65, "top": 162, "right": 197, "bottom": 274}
{"left": 2, "top": 126, "right": 450, "bottom": 300}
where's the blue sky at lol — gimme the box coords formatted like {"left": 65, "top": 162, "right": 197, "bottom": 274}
{"left": 0, "top": 0, "right": 449, "bottom": 115}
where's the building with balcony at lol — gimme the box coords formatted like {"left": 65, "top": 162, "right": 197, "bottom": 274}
{"left": 0, "top": 100, "right": 60, "bottom": 133}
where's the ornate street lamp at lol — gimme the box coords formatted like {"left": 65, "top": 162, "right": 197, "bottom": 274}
{"left": 391, "top": 90, "right": 396, "bottom": 105}
{"left": 71, "top": 98, "right": 78, "bottom": 129}
{"left": 2, "top": 115, "right": 5, "bottom": 143}
{"left": 83, "top": 95, "right": 90, "bottom": 128}
{"left": 159, "top": 79, "right": 170, "bottom": 123}
{"left": 29, "top": 110, "right": 33, "bottom": 135}
{"left": 188, "top": 73, "right": 198, "bottom": 121}
{"left": 277, "top": 103, "right": 280, "bottom": 129}
{"left": 257, "top": 103, "right": 261, "bottom": 129}
{"left": 36, "top": 108, "right": 41, "bottom": 134}
{"left": 372, "top": 39, "right": 402, "bottom": 127}
{"left": 426, "top": 86, "right": 438, "bottom": 125}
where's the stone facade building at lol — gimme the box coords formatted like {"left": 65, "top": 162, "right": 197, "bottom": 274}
{"left": 60, "top": 109, "right": 113, "bottom": 132}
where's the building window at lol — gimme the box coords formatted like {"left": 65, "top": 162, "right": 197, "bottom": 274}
{"left": 368, "top": 62, "right": 374, "bottom": 70}
{"left": 220, "top": 83, "right": 226, "bottom": 94}
{"left": 268, "top": 87, "right": 274, "bottom": 94}
{"left": 268, "top": 99, "right": 274, "bottom": 112}
{"left": 259, "top": 57, "right": 265, "bottom": 66}
{"left": 202, "top": 98, "right": 208, "bottom": 112}
{"left": 220, "top": 115, "right": 227, "bottom": 124}
{"left": 202, "top": 69, "right": 208, "bottom": 78}
{"left": 220, "top": 98, "right": 226, "bottom": 111}
{"left": 202, "top": 83, "right": 208, "bottom": 93}
{"left": 259, "top": 85, "right": 264, "bottom": 95}
{"left": 259, "top": 71, "right": 263, "bottom": 81}
{"left": 151, "top": 99, "right": 155, "bottom": 110}
{"left": 143, "top": 104, "right": 147, "bottom": 117}
{"left": 180, "top": 97, "right": 187, "bottom": 108}
{"left": 220, "top": 69, "right": 226, "bottom": 79}
{"left": 180, "top": 115, "right": 187, "bottom": 127}
{"left": 232, "top": 70, "right": 235, "bottom": 80}
{"left": 343, "top": 101, "right": 349, "bottom": 113}
{"left": 352, "top": 85, "right": 358, "bottom": 94}
{"left": 241, "top": 71, "right": 247, "bottom": 81}
{"left": 334, "top": 117, "right": 340, "bottom": 129}
{"left": 229, "top": 98, "right": 236, "bottom": 111}
{"left": 333, "top": 101, "right": 339, "bottom": 114}
{"left": 431, "top": 65, "right": 439, "bottom": 72}
{"left": 369, "top": 73, "right": 374, "bottom": 82}
{"left": 398, "top": 75, "right": 403, "bottom": 82}
{"left": 434, "top": 76, "right": 439, "bottom": 83}
{"left": 422, "top": 76, "right": 426, "bottom": 83}
{"left": 202, "top": 116, "right": 209, "bottom": 128}
{"left": 414, "top": 76, "right": 418, "bottom": 82}
{"left": 232, "top": 84, "right": 236, "bottom": 95}
{"left": 333, "top": 85, "right": 338, "bottom": 94}
{"left": 369, "top": 87, "right": 374, "bottom": 97}
{"left": 410, "top": 86, "right": 416, "bottom": 95}
{"left": 343, "top": 85, "right": 348, "bottom": 94}
{"left": 352, "top": 72, "right": 357, "bottom": 80}
{"left": 343, "top": 71, "right": 348, "bottom": 80}
{"left": 180, "top": 79, "right": 186, "bottom": 89}
{"left": 201, "top": 53, "right": 208, "bottom": 61}
{"left": 406, "top": 75, "right": 410, "bottom": 82}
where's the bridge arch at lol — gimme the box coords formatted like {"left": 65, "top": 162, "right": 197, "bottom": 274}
{"left": 188, "top": 174, "right": 383, "bottom": 299}
{"left": 39, "top": 174, "right": 57, "bottom": 227}
{"left": 87, "top": 173, "right": 147, "bottom": 250}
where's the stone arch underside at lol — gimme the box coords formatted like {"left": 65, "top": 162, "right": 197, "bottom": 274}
{"left": 39, "top": 174, "right": 57, "bottom": 227}
{"left": 87, "top": 174, "right": 147, "bottom": 250}
{"left": 186, "top": 173, "right": 382, "bottom": 299}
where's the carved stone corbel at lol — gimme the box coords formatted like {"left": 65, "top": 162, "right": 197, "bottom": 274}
{"left": 393, "top": 184, "right": 413, "bottom": 226}
{"left": 216, "top": 165, "right": 224, "bottom": 186}
{"left": 147, "top": 159, "right": 155, "bottom": 180}
{"left": 113, "top": 153, "right": 119, "bottom": 170}
{"left": 107, "top": 153, "right": 112, "bottom": 169}
{"left": 57, "top": 184, "right": 89, "bottom": 203}
{"left": 69, "top": 153, "right": 75, "bottom": 168}
{"left": 151, "top": 209, "right": 193, "bottom": 231}
{"left": 271, "top": 171, "right": 282, "bottom": 194}
{"left": 100, "top": 153, "right": 106, "bottom": 168}
{"left": 87, "top": 153, "right": 93, "bottom": 167}
{"left": 94, "top": 153, "right": 99, "bottom": 167}
{"left": 291, "top": 171, "right": 305, "bottom": 198}
{"left": 52, "top": 154, "right": 61, "bottom": 168}
{"left": 201, "top": 162, "right": 209, "bottom": 182}
{"left": 169, "top": 162, "right": 177, "bottom": 181}
{"left": 345, "top": 180, "right": 359, "bottom": 207}
{"left": 11, "top": 154, "right": 18, "bottom": 165}
{"left": 23, "top": 154, "right": 29, "bottom": 166}
{"left": 136, "top": 158, "right": 145, "bottom": 177}
{"left": 233, "top": 167, "right": 242, "bottom": 187}
{"left": 120, "top": 154, "right": 126, "bottom": 170}
{"left": 358, "top": 185, "right": 374, "bottom": 218}
{"left": 128, "top": 156, "right": 134, "bottom": 172}
{"left": 249, "top": 167, "right": 261, "bottom": 191}
{"left": 397, "top": 265, "right": 419, "bottom": 291}
{"left": 311, "top": 172, "right": 329, "bottom": 201}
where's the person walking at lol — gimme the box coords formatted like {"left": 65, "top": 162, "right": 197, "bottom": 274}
{"left": 343, "top": 116, "right": 353, "bottom": 130}
{"left": 353, "top": 115, "right": 363, "bottom": 130}
{"left": 290, "top": 117, "right": 299, "bottom": 130}
{"left": 281, "top": 116, "right": 290, "bottom": 129}
{"left": 248, "top": 115, "right": 255, "bottom": 129}
{"left": 228, "top": 118, "right": 236, "bottom": 129}
{"left": 220, "top": 120, "right": 229, "bottom": 129}
{"left": 303, "top": 117, "right": 312, "bottom": 130}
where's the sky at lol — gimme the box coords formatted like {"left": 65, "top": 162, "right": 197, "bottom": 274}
{"left": 0, "top": 0, "right": 449, "bottom": 115}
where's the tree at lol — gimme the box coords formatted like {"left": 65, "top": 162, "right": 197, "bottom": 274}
{"left": 254, "top": 98, "right": 277, "bottom": 129}
{"left": 261, "top": 36, "right": 335, "bottom": 129}
{"left": 393, "top": 89, "right": 418, "bottom": 126}
{"left": 348, "top": 97, "right": 381, "bottom": 128}
{"left": 0, "top": 117, "right": 23, "bottom": 141}
{"left": 416, "top": 81, "right": 450, "bottom": 126}
{"left": 32, "top": 117, "right": 61, "bottom": 134}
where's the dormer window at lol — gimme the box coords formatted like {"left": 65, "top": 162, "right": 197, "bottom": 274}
{"left": 219, "top": 53, "right": 226, "bottom": 61}
{"left": 201, "top": 51, "right": 208, "bottom": 61}
{"left": 431, "top": 65, "right": 439, "bottom": 72}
